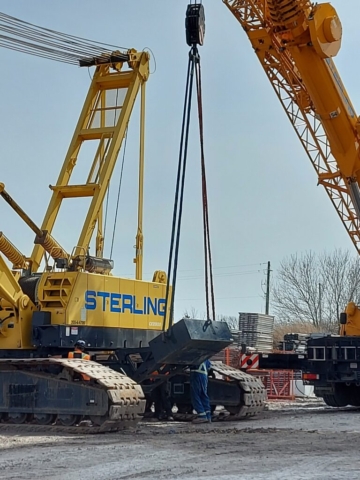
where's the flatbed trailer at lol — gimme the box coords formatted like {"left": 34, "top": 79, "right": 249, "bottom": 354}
{"left": 258, "top": 335, "right": 360, "bottom": 407}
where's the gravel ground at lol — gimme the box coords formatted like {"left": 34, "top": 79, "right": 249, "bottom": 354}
{"left": 1, "top": 399, "right": 360, "bottom": 480}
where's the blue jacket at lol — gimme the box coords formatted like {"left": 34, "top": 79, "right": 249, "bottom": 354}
{"left": 190, "top": 359, "right": 212, "bottom": 375}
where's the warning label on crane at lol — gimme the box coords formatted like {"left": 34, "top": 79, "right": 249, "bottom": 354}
{"left": 240, "top": 354, "right": 259, "bottom": 370}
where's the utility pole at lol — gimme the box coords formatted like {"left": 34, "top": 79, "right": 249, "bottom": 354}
{"left": 265, "top": 261, "right": 271, "bottom": 315}
{"left": 319, "top": 282, "right": 322, "bottom": 324}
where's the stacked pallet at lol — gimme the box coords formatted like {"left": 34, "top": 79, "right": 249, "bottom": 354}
{"left": 228, "top": 329, "right": 242, "bottom": 346}
{"left": 238, "top": 312, "right": 274, "bottom": 352}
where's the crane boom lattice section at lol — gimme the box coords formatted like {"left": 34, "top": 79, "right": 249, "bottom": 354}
{"left": 223, "top": 0, "right": 360, "bottom": 254}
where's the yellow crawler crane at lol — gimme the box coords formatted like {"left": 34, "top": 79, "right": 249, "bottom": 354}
{"left": 0, "top": 49, "right": 170, "bottom": 430}
{"left": 0, "top": 12, "right": 267, "bottom": 431}
{"left": 0, "top": 50, "right": 170, "bottom": 346}
{"left": 223, "top": 0, "right": 360, "bottom": 406}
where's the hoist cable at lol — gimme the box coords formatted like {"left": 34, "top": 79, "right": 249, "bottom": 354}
{"left": 164, "top": 43, "right": 216, "bottom": 329}
{"left": 195, "top": 59, "right": 216, "bottom": 321}
{"left": 163, "top": 49, "right": 196, "bottom": 330}
{"left": 170, "top": 54, "right": 196, "bottom": 318}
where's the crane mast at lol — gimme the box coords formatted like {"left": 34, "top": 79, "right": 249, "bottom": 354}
{"left": 223, "top": 0, "right": 360, "bottom": 254}
{"left": 30, "top": 50, "right": 149, "bottom": 276}
{"left": 0, "top": 50, "right": 149, "bottom": 279}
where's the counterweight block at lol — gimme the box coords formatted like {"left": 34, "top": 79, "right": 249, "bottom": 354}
{"left": 150, "top": 318, "right": 233, "bottom": 365}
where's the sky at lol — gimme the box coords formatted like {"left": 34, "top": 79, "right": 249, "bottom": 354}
{"left": 0, "top": 0, "right": 359, "bottom": 321}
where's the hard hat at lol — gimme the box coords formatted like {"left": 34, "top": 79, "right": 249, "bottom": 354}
{"left": 75, "top": 339, "right": 86, "bottom": 350}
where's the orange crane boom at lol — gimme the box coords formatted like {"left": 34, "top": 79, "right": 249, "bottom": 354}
{"left": 223, "top": 0, "right": 360, "bottom": 253}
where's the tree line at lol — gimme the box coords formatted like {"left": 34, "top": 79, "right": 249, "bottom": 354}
{"left": 183, "top": 249, "right": 360, "bottom": 334}
{"left": 272, "top": 249, "right": 360, "bottom": 331}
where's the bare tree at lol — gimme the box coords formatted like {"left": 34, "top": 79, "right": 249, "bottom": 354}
{"left": 272, "top": 249, "right": 360, "bottom": 331}
{"left": 216, "top": 314, "right": 238, "bottom": 330}
{"left": 182, "top": 309, "right": 238, "bottom": 329}
{"left": 182, "top": 307, "right": 205, "bottom": 319}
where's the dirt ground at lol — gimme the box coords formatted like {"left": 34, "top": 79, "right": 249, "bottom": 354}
{"left": 1, "top": 399, "right": 360, "bottom": 480}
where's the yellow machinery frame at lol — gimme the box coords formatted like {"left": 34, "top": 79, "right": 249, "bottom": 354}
{"left": 27, "top": 50, "right": 150, "bottom": 277}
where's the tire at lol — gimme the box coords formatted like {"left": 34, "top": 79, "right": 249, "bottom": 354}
{"left": 323, "top": 394, "right": 344, "bottom": 407}
{"left": 323, "top": 388, "right": 349, "bottom": 408}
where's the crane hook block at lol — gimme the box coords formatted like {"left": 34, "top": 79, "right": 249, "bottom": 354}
{"left": 185, "top": 4, "right": 205, "bottom": 47}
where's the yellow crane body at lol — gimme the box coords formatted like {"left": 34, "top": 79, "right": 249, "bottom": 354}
{"left": 37, "top": 271, "right": 169, "bottom": 331}
{"left": 0, "top": 271, "right": 170, "bottom": 350}
{"left": 0, "top": 50, "right": 171, "bottom": 353}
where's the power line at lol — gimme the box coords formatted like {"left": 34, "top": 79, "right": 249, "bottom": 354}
{"left": 178, "top": 295, "right": 261, "bottom": 301}
{"left": 173, "top": 262, "right": 266, "bottom": 272}
{"left": 177, "top": 269, "right": 262, "bottom": 280}
{"left": 120, "top": 262, "right": 267, "bottom": 277}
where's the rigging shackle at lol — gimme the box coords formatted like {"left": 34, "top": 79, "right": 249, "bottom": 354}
{"left": 185, "top": 4, "right": 205, "bottom": 47}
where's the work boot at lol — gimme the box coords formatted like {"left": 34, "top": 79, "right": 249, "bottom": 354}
{"left": 192, "top": 416, "right": 208, "bottom": 424}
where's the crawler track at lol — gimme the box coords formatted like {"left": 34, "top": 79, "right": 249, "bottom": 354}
{"left": 211, "top": 362, "right": 266, "bottom": 417}
{"left": 174, "top": 362, "right": 267, "bottom": 422}
{"left": 0, "top": 358, "right": 145, "bottom": 433}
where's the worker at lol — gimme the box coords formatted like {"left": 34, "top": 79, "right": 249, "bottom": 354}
{"left": 190, "top": 359, "right": 212, "bottom": 423}
{"left": 154, "top": 381, "right": 174, "bottom": 421}
{"left": 149, "top": 365, "right": 174, "bottom": 421}
{"left": 68, "top": 340, "right": 91, "bottom": 381}
{"left": 68, "top": 340, "right": 90, "bottom": 360}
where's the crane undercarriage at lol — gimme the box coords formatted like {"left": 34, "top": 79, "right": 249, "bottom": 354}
{"left": 0, "top": 319, "right": 266, "bottom": 433}
{"left": 0, "top": 359, "right": 266, "bottom": 433}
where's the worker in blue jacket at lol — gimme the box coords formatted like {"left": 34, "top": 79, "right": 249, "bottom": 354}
{"left": 190, "top": 359, "right": 212, "bottom": 423}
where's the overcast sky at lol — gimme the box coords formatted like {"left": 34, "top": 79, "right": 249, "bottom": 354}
{"left": 0, "top": 0, "right": 359, "bottom": 321}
